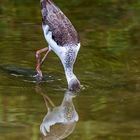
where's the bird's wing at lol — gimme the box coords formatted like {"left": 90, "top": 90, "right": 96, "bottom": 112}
{"left": 40, "top": 0, "right": 79, "bottom": 46}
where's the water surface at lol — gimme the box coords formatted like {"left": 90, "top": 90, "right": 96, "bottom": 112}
{"left": 0, "top": 0, "right": 140, "bottom": 140}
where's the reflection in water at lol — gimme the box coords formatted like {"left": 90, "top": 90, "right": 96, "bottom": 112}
{"left": 36, "top": 87, "right": 79, "bottom": 139}
{"left": 0, "top": 0, "right": 140, "bottom": 139}
{"left": 0, "top": 64, "right": 55, "bottom": 83}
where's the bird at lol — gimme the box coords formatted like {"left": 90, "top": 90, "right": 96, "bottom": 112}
{"left": 39, "top": 89, "right": 79, "bottom": 138}
{"left": 35, "top": 0, "right": 81, "bottom": 91}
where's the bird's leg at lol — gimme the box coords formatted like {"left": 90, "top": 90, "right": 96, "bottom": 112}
{"left": 40, "top": 46, "right": 51, "bottom": 65}
{"left": 34, "top": 47, "right": 50, "bottom": 81}
{"left": 34, "top": 25, "right": 51, "bottom": 81}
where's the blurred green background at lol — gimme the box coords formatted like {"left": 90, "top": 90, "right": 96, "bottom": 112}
{"left": 0, "top": 0, "right": 140, "bottom": 140}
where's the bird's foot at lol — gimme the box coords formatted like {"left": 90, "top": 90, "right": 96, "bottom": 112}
{"left": 33, "top": 71, "right": 43, "bottom": 82}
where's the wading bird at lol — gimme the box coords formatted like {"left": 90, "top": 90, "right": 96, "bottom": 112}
{"left": 35, "top": 0, "right": 81, "bottom": 91}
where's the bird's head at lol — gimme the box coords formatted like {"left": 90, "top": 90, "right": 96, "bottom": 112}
{"left": 68, "top": 78, "right": 80, "bottom": 92}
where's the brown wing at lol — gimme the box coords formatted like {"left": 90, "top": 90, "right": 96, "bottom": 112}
{"left": 41, "top": 0, "right": 79, "bottom": 46}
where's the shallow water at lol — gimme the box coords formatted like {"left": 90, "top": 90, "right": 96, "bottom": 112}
{"left": 0, "top": 0, "right": 140, "bottom": 140}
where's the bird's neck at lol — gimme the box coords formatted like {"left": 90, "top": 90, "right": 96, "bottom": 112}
{"left": 65, "top": 68, "right": 76, "bottom": 84}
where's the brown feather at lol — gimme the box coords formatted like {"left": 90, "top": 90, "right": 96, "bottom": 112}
{"left": 40, "top": 0, "right": 79, "bottom": 46}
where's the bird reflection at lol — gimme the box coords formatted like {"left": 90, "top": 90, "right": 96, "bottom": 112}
{"left": 36, "top": 87, "right": 79, "bottom": 139}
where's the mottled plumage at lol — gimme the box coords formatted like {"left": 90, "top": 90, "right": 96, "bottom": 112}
{"left": 40, "top": 0, "right": 79, "bottom": 46}
{"left": 35, "top": 0, "right": 81, "bottom": 91}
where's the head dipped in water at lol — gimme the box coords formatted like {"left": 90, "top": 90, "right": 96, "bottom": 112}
{"left": 68, "top": 78, "right": 80, "bottom": 92}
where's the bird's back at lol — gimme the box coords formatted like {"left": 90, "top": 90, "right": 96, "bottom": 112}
{"left": 41, "top": 0, "right": 79, "bottom": 46}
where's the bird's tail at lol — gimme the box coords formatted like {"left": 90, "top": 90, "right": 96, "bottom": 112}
{"left": 40, "top": 0, "right": 52, "bottom": 25}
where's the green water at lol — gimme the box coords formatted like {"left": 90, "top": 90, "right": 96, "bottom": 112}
{"left": 0, "top": 0, "right": 140, "bottom": 140}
